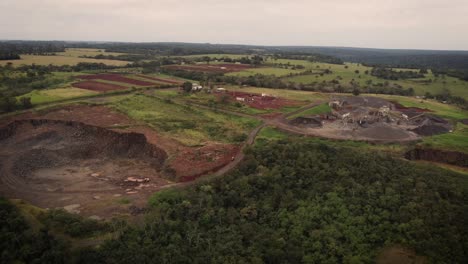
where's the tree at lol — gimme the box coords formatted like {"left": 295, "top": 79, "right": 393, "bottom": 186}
{"left": 0, "top": 96, "right": 17, "bottom": 112}
{"left": 182, "top": 82, "right": 192, "bottom": 93}
{"left": 20, "top": 97, "right": 32, "bottom": 109}
{"left": 352, "top": 88, "right": 360, "bottom": 96}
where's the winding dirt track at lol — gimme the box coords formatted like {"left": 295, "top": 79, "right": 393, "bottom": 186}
{"left": 167, "top": 100, "right": 325, "bottom": 187}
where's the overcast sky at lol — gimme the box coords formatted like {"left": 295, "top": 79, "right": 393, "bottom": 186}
{"left": 1, "top": 0, "right": 467, "bottom": 50}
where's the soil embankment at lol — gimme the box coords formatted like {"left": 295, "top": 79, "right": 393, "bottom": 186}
{"left": 405, "top": 148, "right": 468, "bottom": 167}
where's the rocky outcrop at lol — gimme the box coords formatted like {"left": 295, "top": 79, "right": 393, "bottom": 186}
{"left": 0, "top": 119, "right": 167, "bottom": 168}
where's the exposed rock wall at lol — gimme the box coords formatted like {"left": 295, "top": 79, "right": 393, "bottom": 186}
{"left": 405, "top": 148, "right": 468, "bottom": 167}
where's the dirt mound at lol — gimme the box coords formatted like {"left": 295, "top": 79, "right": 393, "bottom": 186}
{"left": 355, "top": 123, "right": 414, "bottom": 141}
{"left": 409, "top": 115, "right": 452, "bottom": 136}
{"left": 393, "top": 102, "right": 431, "bottom": 113}
{"left": 338, "top": 96, "right": 392, "bottom": 109}
{"left": 289, "top": 116, "right": 322, "bottom": 128}
{"left": 0, "top": 119, "right": 170, "bottom": 218}
{"left": 0, "top": 119, "right": 167, "bottom": 165}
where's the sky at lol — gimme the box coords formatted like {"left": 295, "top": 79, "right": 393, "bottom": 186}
{"left": 1, "top": 0, "right": 467, "bottom": 50}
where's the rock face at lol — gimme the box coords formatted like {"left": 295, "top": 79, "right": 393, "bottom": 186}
{"left": 0, "top": 119, "right": 167, "bottom": 169}
{"left": 405, "top": 148, "right": 468, "bottom": 167}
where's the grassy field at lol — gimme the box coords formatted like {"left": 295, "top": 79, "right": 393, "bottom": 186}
{"left": 226, "top": 67, "right": 303, "bottom": 77}
{"left": 287, "top": 103, "right": 332, "bottom": 119}
{"left": 151, "top": 89, "right": 304, "bottom": 115}
{"left": 18, "top": 88, "right": 98, "bottom": 104}
{"left": 275, "top": 60, "right": 468, "bottom": 100}
{"left": 0, "top": 54, "right": 130, "bottom": 66}
{"left": 57, "top": 48, "right": 124, "bottom": 57}
{"left": 420, "top": 123, "right": 468, "bottom": 153}
{"left": 111, "top": 94, "right": 260, "bottom": 146}
{"left": 217, "top": 57, "right": 468, "bottom": 100}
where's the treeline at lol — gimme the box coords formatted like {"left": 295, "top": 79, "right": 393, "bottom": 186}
{"left": 0, "top": 52, "right": 20, "bottom": 60}
{"left": 77, "top": 141, "right": 467, "bottom": 263}
{"left": 220, "top": 73, "right": 416, "bottom": 96}
{"left": 0, "top": 40, "right": 66, "bottom": 55}
{"left": 80, "top": 54, "right": 155, "bottom": 62}
{"left": 70, "top": 42, "right": 262, "bottom": 56}
{"left": 0, "top": 198, "right": 67, "bottom": 263}
{"left": 370, "top": 67, "right": 425, "bottom": 80}
{"left": 160, "top": 67, "right": 223, "bottom": 81}
{"left": 425, "top": 88, "right": 468, "bottom": 110}
{"left": 432, "top": 68, "right": 468, "bottom": 81}
{"left": 270, "top": 54, "right": 344, "bottom": 64}
{"left": 190, "top": 55, "right": 264, "bottom": 66}
{"left": 1, "top": 62, "right": 127, "bottom": 75}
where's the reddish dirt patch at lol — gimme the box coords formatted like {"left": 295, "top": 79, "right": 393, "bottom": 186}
{"left": 165, "top": 63, "right": 252, "bottom": 73}
{"left": 172, "top": 144, "right": 240, "bottom": 182}
{"left": 77, "top": 74, "right": 155, "bottom": 86}
{"left": 393, "top": 102, "right": 432, "bottom": 113}
{"left": 220, "top": 91, "right": 302, "bottom": 110}
{"left": 72, "top": 81, "right": 127, "bottom": 92}
{"left": 136, "top": 74, "right": 184, "bottom": 84}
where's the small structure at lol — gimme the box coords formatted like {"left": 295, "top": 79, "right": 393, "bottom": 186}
{"left": 192, "top": 83, "right": 203, "bottom": 91}
{"left": 216, "top": 87, "right": 226, "bottom": 93}
{"left": 236, "top": 97, "right": 245, "bottom": 102}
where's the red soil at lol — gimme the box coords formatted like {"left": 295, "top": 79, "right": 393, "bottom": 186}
{"left": 136, "top": 74, "right": 184, "bottom": 84}
{"left": 174, "top": 144, "right": 240, "bottom": 182}
{"left": 220, "top": 91, "right": 302, "bottom": 110}
{"left": 165, "top": 63, "right": 252, "bottom": 73}
{"left": 77, "top": 74, "right": 155, "bottom": 86}
{"left": 393, "top": 102, "right": 432, "bottom": 112}
{"left": 72, "top": 81, "right": 127, "bottom": 92}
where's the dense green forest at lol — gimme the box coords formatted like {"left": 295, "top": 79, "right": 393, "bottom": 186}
{"left": 0, "top": 198, "right": 68, "bottom": 263}
{"left": 0, "top": 41, "right": 66, "bottom": 55}
{"left": 2, "top": 141, "right": 464, "bottom": 263}
{"left": 75, "top": 141, "right": 466, "bottom": 263}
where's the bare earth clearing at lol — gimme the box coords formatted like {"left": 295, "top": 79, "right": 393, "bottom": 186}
{"left": 0, "top": 105, "right": 242, "bottom": 218}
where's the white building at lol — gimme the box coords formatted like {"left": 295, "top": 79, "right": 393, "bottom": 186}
{"left": 192, "top": 83, "right": 203, "bottom": 91}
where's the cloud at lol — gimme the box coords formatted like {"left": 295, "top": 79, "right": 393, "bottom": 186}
{"left": 1, "top": 0, "right": 467, "bottom": 50}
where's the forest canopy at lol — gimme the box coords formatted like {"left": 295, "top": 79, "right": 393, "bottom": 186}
{"left": 72, "top": 141, "right": 468, "bottom": 263}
